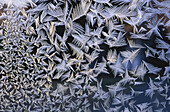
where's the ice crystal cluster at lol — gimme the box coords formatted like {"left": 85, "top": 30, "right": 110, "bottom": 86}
{"left": 0, "top": 0, "right": 170, "bottom": 111}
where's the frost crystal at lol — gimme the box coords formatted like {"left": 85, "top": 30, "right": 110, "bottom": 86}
{"left": 0, "top": 0, "right": 169, "bottom": 111}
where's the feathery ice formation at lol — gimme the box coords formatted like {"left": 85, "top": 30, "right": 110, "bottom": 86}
{"left": 0, "top": 0, "right": 169, "bottom": 111}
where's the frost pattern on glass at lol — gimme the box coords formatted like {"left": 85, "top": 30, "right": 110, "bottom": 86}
{"left": 0, "top": 0, "right": 169, "bottom": 112}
